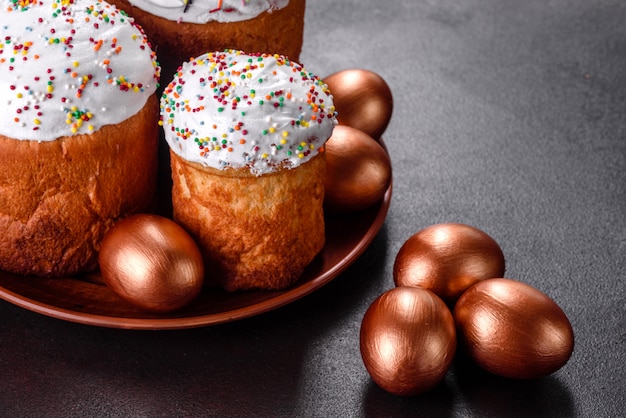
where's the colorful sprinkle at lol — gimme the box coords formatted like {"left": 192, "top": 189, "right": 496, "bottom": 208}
{"left": 0, "top": 0, "right": 161, "bottom": 140}
{"left": 160, "top": 50, "right": 337, "bottom": 176}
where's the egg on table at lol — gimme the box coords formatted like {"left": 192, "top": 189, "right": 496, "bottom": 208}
{"left": 393, "top": 223, "right": 505, "bottom": 304}
{"left": 360, "top": 286, "right": 457, "bottom": 396}
{"left": 98, "top": 214, "right": 205, "bottom": 313}
{"left": 454, "top": 278, "right": 575, "bottom": 379}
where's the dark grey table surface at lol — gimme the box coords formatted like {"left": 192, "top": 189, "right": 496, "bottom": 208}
{"left": 1, "top": 0, "right": 624, "bottom": 416}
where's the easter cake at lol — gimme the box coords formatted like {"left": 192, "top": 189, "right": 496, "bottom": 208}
{"left": 160, "top": 49, "right": 336, "bottom": 291}
{"left": 0, "top": 0, "right": 161, "bottom": 276}
{"left": 109, "top": 0, "right": 305, "bottom": 80}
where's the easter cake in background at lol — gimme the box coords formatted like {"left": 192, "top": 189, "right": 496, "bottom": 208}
{"left": 160, "top": 49, "right": 336, "bottom": 291}
{"left": 0, "top": 0, "right": 161, "bottom": 277}
{"left": 109, "top": 0, "right": 305, "bottom": 81}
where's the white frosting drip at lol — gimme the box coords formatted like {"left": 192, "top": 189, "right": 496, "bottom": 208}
{"left": 126, "top": 0, "right": 289, "bottom": 23}
{"left": 160, "top": 50, "right": 336, "bottom": 176}
{"left": 0, "top": 0, "right": 160, "bottom": 141}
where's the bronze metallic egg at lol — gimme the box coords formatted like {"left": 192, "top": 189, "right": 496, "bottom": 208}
{"left": 324, "top": 125, "right": 392, "bottom": 213}
{"left": 393, "top": 223, "right": 505, "bottom": 304}
{"left": 98, "top": 214, "right": 205, "bottom": 313}
{"left": 454, "top": 278, "right": 575, "bottom": 379}
{"left": 360, "top": 287, "right": 457, "bottom": 396}
{"left": 324, "top": 69, "right": 393, "bottom": 140}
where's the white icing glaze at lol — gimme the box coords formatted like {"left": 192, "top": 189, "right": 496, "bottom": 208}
{"left": 160, "top": 50, "right": 337, "bottom": 176}
{"left": 0, "top": 0, "right": 160, "bottom": 141}
{"left": 126, "top": 0, "right": 288, "bottom": 24}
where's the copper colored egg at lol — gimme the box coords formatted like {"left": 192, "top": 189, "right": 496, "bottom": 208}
{"left": 454, "top": 278, "right": 575, "bottom": 379}
{"left": 98, "top": 214, "right": 205, "bottom": 313}
{"left": 324, "top": 125, "right": 392, "bottom": 213}
{"left": 393, "top": 223, "right": 505, "bottom": 304}
{"left": 324, "top": 69, "right": 393, "bottom": 139}
{"left": 360, "top": 287, "right": 457, "bottom": 396}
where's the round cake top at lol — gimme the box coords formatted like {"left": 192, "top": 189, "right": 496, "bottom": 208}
{"left": 160, "top": 50, "right": 337, "bottom": 176}
{"left": 0, "top": 0, "right": 160, "bottom": 141}
{"left": 126, "top": 0, "right": 288, "bottom": 24}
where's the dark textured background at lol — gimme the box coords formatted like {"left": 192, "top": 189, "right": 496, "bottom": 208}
{"left": 1, "top": 0, "right": 624, "bottom": 416}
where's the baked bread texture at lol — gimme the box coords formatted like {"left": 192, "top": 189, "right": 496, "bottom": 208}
{"left": 0, "top": 0, "right": 161, "bottom": 276}
{"left": 0, "top": 97, "right": 159, "bottom": 277}
{"left": 170, "top": 152, "right": 325, "bottom": 290}
{"left": 109, "top": 0, "right": 305, "bottom": 81}
{"left": 160, "top": 50, "right": 336, "bottom": 291}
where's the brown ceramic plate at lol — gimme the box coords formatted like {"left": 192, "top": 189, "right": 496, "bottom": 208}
{"left": 0, "top": 145, "right": 392, "bottom": 330}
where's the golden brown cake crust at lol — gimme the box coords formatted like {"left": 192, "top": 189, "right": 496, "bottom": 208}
{"left": 0, "top": 95, "right": 160, "bottom": 277}
{"left": 110, "top": 0, "right": 305, "bottom": 81}
{"left": 170, "top": 150, "right": 326, "bottom": 291}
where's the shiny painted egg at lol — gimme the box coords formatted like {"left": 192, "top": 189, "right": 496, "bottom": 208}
{"left": 98, "top": 214, "right": 205, "bottom": 313}
{"left": 324, "top": 125, "right": 392, "bottom": 213}
{"left": 324, "top": 69, "right": 393, "bottom": 139}
{"left": 393, "top": 223, "right": 505, "bottom": 304}
{"left": 360, "top": 287, "right": 457, "bottom": 396}
{"left": 454, "top": 278, "right": 575, "bottom": 379}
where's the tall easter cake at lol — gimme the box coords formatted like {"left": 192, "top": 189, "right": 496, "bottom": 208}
{"left": 0, "top": 0, "right": 161, "bottom": 276}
